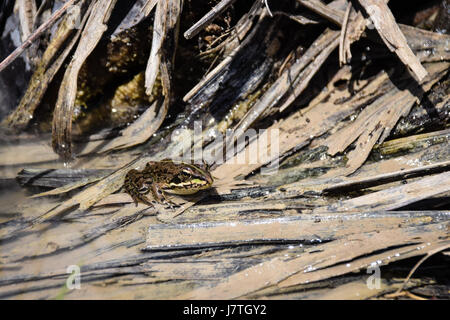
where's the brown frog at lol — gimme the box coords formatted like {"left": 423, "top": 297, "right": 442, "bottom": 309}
{"left": 123, "top": 159, "right": 214, "bottom": 206}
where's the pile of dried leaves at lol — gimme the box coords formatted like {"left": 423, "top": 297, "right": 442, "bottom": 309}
{"left": 0, "top": 0, "right": 449, "bottom": 299}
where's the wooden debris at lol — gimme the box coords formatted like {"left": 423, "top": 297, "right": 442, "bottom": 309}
{"left": 182, "top": 1, "right": 264, "bottom": 102}
{"left": 16, "top": 0, "right": 37, "bottom": 43}
{"left": 145, "top": 211, "right": 449, "bottom": 251}
{"left": 178, "top": 223, "right": 448, "bottom": 299}
{"left": 296, "top": 0, "right": 344, "bottom": 26}
{"left": 16, "top": 168, "right": 112, "bottom": 188}
{"left": 373, "top": 128, "right": 450, "bottom": 157}
{"left": 184, "top": 0, "right": 238, "bottom": 39}
{"left": 315, "top": 171, "right": 450, "bottom": 213}
{"left": 401, "top": 24, "right": 450, "bottom": 63}
{"left": 339, "top": 2, "right": 353, "bottom": 65}
{"left": 274, "top": 140, "right": 450, "bottom": 197}
{"left": 340, "top": 10, "right": 366, "bottom": 63}
{"left": 4, "top": 0, "right": 91, "bottom": 130}
{"left": 323, "top": 160, "right": 450, "bottom": 194}
{"left": 277, "top": 30, "right": 340, "bottom": 112}
{"left": 93, "top": 101, "right": 162, "bottom": 152}
{"left": 52, "top": 0, "right": 117, "bottom": 160}
{"left": 358, "top": 0, "right": 428, "bottom": 81}
{"left": 145, "top": 0, "right": 181, "bottom": 96}
{"left": 323, "top": 61, "right": 448, "bottom": 175}
{"left": 79, "top": 0, "right": 183, "bottom": 154}
{"left": 277, "top": 238, "right": 449, "bottom": 289}
{"left": 212, "top": 26, "right": 340, "bottom": 157}
{"left": 110, "top": 0, "right": 151, "bottom": 38}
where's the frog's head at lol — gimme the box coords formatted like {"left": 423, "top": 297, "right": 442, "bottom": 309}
{"left": 168, "top": 162, "right": 214, "bottom": 195}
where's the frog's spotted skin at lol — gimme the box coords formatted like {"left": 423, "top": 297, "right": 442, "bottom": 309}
{"left": 123, "top": 159, "right": 214, "bottom": 207}
{"left": 124, "top": 169, "right": 154, "bottom": 206}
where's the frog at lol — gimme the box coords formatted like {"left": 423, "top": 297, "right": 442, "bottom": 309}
{"left": 123, "top": 159, "right": 214, "bottom": 207}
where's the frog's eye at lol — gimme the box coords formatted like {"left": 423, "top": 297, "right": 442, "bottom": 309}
{"left": 182, "top": 168, "right": 195, "bottom": 176}
{"left": 138, "top": 185, "right": 149, "bottom": 193}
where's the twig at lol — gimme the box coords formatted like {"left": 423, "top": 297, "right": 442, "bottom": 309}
{"left": 357, "top": 0, "right": 428, "bottom": 81}
{"left": 263, "top": 0, "right": 273, "bottom": 17}
{"left": 198, "top": 29, "right": 232, "bottom": 56}
{"left": 0, "top": 0, "right": 78, "bottom": 73}
{"left": 184, "top": 0, "right": 238, "bottom": 39}
{"left": 394, "top": 243, "right": 450, "bottom": 295}
{"left": 296, "top": 0, "right": 344, "bottom": 26}
{"left": 339, "top": 2, "right": 352, "bottom": 66}
{"left": 385, "top": 290, "right": 428, "bottom": 300}
{"left": 271, "top": 11, "right": 320, "bottom": 26}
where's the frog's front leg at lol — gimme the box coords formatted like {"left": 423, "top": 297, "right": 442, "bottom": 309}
{"left": 134, "top": 192, "right": 154, "bottom": 207}
{"left": 151, "top": 184, "right": 176, "bottom": 208}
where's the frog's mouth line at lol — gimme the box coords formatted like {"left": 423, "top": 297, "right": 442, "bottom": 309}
{"left": 164, "top": 171, "right": 214, "bottom": 195}
{"left": 166, "top": 178, "right": 211, "bottom": 193}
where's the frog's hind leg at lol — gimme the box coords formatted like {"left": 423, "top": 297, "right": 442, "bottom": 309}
{"left": 124, "top": 170, "right": 154, "bottom": 207}
{"left": 135, "top": 192, "right": 154, "bottom": 207}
